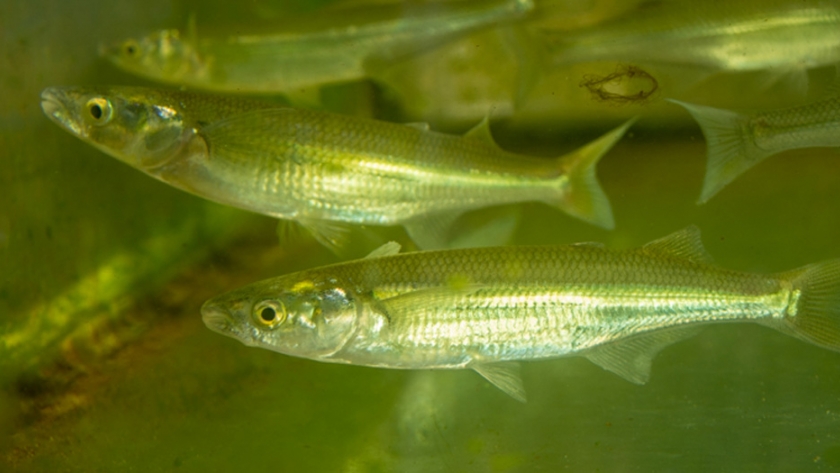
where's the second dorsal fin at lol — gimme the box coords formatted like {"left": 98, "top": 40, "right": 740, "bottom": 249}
{"left": 364, "top": 241, "right": 401, "bottom": 259}
{"left": 642, "top": 225, "right": 714, "bottom": 264}
{"left": 464, "top": 115, "right": 498, "bottom": 147}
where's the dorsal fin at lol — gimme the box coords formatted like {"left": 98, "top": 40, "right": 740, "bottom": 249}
{"left": 364, "top": 241, "right": 401, "bottom": 259}
{"left": 642, "top": 225, "right": 713, "bottom": 264}
{"left": 464, "top": 115, "right": 497, "bottom": 147}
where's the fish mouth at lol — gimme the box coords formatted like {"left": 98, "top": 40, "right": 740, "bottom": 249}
{"left": 40, "top": 87, "right": 82, "bottom": 135}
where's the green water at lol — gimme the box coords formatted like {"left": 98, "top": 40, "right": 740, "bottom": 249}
{"left": 4, "top": 1, "right": 840, "bottom": 471}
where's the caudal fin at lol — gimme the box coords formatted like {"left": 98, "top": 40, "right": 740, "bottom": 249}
{"left": 552, "top": 118, "right": 636, "bottom": 230}
{"left": 668, "top": 99, "right": 774, "bottom": 204}
{"left": 777, "top": 260, "right": 840, "bottom": 352}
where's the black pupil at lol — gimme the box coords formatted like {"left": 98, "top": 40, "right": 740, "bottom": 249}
{"left": 260, "top": 307, "right": 276, "bottom": 322}
{"left": 126, "top": 45, "right": 136, "bottom": 55}
{"left": 90, "top": 104, "right": 103, "bottom": 120}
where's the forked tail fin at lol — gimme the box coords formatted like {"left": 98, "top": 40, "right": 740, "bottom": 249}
{"left": 550, "top": 118, "right": 636, "bottom": 230}
{"left": 777, "top": 260, "right": 840, "bottom": 352}
{"left": 668, "top": 99, "right": 775, "bottom": 204}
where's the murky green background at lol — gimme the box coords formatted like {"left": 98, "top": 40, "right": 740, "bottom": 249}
{"left": 4, "top": 0, "right": 840, "bottom": 471}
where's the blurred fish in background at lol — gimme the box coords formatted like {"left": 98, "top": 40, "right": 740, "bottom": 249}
{"left": 101, "top": 0, "right": 534, "bottom": 106}
{"left": 542, "top": 0, "right": 840, "bottom": 96}
{"left": 671, "top": 93, "right": 840, "bottom": 203}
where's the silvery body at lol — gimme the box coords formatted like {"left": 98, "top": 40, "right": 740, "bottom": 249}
{"left": 40, "top": 86, "right": 629, "bottom": 250}
{"left": 201, "top": 228, "right": 840, "bottom": 401}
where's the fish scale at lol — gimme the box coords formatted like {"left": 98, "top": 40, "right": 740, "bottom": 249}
{"left": 41, "top": 85, "right": 631, "bottom": 251}
{"left": 201, "top": 227, "right": 840, "bottom": 401}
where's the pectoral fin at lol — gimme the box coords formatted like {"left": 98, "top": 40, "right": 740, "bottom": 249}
{"left": 583, "top": 326, "right": 701, "bottom": 384}
{"left": 276, "top": 219, "right": 306, "bottom": 246}
{"left": 379, "top": 284, "right": 485, "bottom": 319}
{"left": 472, "top": 362, "right": 527, "bottom": 403}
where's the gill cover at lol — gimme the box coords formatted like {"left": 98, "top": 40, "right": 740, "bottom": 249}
{"left": 244, "top": 278, "right": 361, "bottom": 360}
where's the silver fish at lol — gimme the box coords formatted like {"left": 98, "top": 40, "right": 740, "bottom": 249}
{"left": 548, "top": 0, "right": 840, "bottom": 94}
{"left": 102, "top": 0, "right": 533, "bottom": 100}
{"left": 201, "top": 227, "right": 840, "bottom": 401}
{"left": 670, "top": 94, "right": 840, "bottom": 203}
{"left": 40, "top": 86, "right": 632, "bottom": 251}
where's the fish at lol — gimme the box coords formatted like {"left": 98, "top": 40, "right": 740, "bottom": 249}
{"left": 101, "top": 0, "right": 533, "bottom": 101}
{"left": 546, "top": 0, "right": 840, "bottom": 95}
{"left": 200, "top": 226, "right": 840, "bottom": 402}
{"left": 40, "top": 86, "right": 633, "bottom": 251}
{"left": 669, "top": 94, "right": 840, "bottom": 203}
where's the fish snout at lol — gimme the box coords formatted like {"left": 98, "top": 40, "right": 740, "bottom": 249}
{"left": 201, "top": 300, "right": 235, "bottom": 335}
{"left": 40, "top": 87, "right": 82, "bottom": 135}
{"left": 40, "top": 88, "right": 66, "bottom": 121}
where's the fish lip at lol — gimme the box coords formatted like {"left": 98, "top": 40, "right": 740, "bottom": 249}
{"left": 40, "top": 87, "right": 82, "bottom": 136}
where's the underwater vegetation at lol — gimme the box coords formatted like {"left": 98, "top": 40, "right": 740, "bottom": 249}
{"left": 7, "top": 0, "right": 840, "bottom": 471}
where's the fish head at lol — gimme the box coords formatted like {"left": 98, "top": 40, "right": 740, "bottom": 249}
{"left": 201, "top": 274, "right": 361, "bottom": 360}
{"left": 100, "top": 29, "right": 200, "bottom": 83}
{"left": 40, "top": 86, "right": 195, "bottom": 171}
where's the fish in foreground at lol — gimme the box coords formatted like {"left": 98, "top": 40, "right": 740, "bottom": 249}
{"left": 40, "top": 86, "right": 632, "bottom": 251}
{"left": 101, "top": 0, "right": 533, "bottom": 100}
{"left": 201, "top": 226, "right": 840, "bottom": 402}
{"left": 670, "top": 95, "right": 840, "bottom": 203}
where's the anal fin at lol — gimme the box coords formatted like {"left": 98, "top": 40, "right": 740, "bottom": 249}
{"left": 403, "top": 211, "right": 462, "bottom": 250}
{"left": 446, "top": 208, "right": 520, "bottom": 249}
{"left": 472, "top": 361, "right": 527, "bottom": 403}
{"left": 583, "top": 326, "right": 701, "bottom": 384}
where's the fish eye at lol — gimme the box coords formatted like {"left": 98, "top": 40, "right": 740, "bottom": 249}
{"left": 85, "top": 98, "right": 113, "bottom": 125}
{"left": 253, "top": 300, "right": 287, "bottom": 328}
{"left": 123, "top": 39, "right": 139, "bottom": 57}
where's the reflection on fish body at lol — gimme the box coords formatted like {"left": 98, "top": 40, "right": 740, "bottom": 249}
{"left": 670, "top": 95, "right": 840, "bottom": 203}
{"left": 40, "top": 86, "right": 631, "bottom": 251}
{"left": 102, "top": 0, "right": 533, "bottom": 97}
{"left": 200, "top": 227, "right": 840, "bottom": 402}
{"left": 548, "top": 1, "right": 840, "bottom": 93}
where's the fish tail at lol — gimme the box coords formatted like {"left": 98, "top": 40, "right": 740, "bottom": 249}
{"left": 668, "top": 99, "right": 773, "bottom": 204}
{"left": 776, "top": 260, "right": 840, "bottom": 352}
{"left": 550, "top": 118, "right": 635, "bottom": 230}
